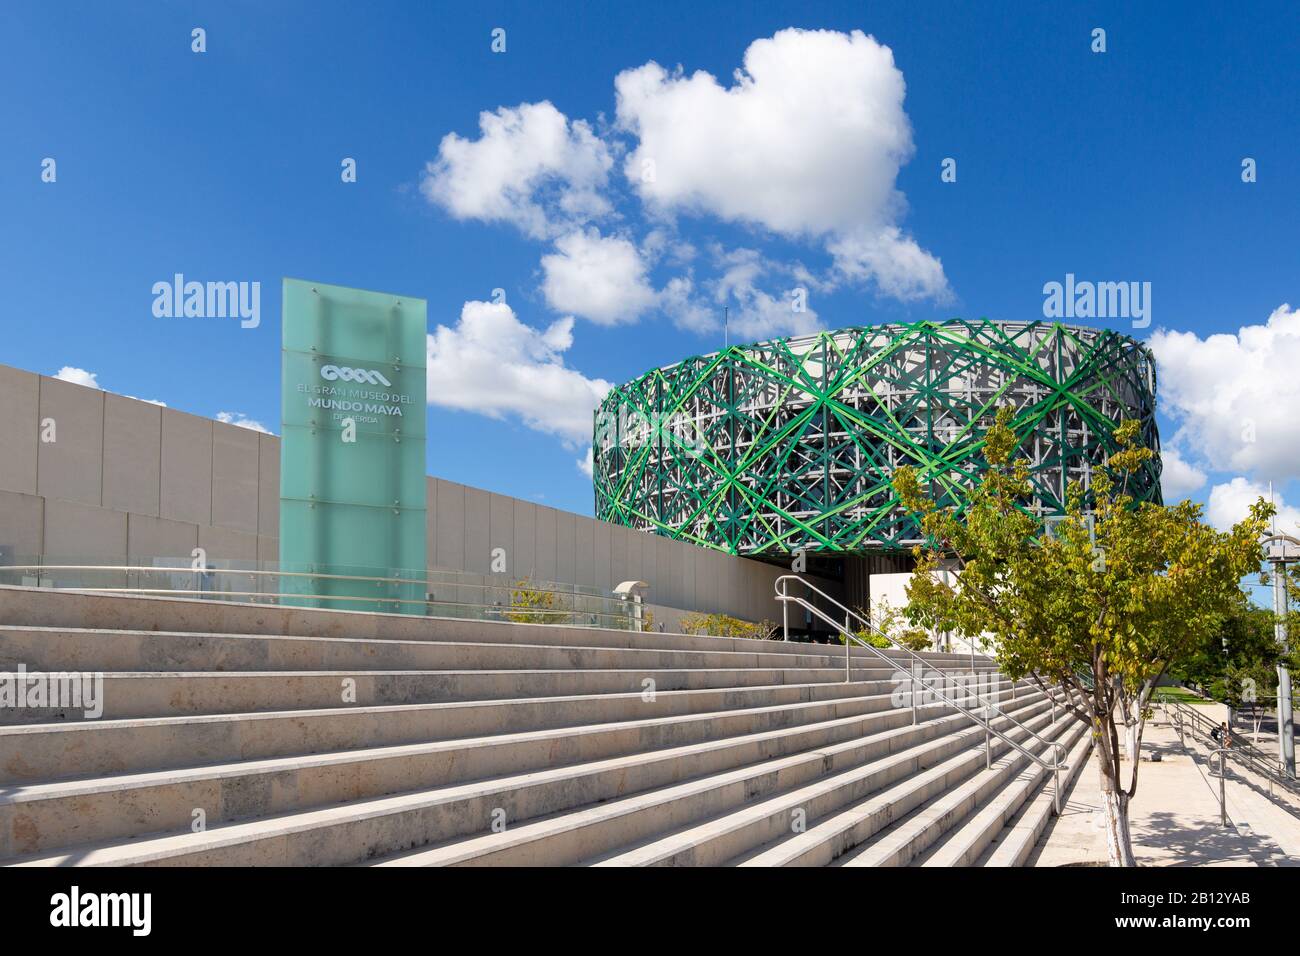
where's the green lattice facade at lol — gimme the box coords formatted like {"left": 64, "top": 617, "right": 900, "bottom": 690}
{"left": 593, "top": 320, "right": 1161, "bottom": 556}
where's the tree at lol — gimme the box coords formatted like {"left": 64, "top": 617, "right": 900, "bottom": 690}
{"left": 893, "top": 407, "right": 1270, "bottom": 867}
{"left": 1171, "top": 590, "right": 1279, "bottom": 721}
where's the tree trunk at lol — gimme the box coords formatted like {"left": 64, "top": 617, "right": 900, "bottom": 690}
{"left": 1125, "top": 705, "right": 1140, "bottom": 762}
{"left": 1096, "top": 750, "right": 1136, "bottom": 866}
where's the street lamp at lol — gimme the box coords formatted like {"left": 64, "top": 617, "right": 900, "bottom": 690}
{"left": 1262, "top": 533, "right": 1299, "bottom": 777}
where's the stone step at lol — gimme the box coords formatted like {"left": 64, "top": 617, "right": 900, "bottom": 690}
{"left": 0, "top": 624, "right": 996, "bottom": 679}
{"left": 0, "top": 595, "right": 993, "bottom": 666}
{"left": 729, "top": 702, "right": 1061, "bottom": 866}
{"left": 7, "top": 687, "right": 1048, "bottom": 867}
{"left": 376, "top": 692, "right": 1055, "bottom": 867}
{"left": 0, "top": 666, "right": 1009, "bottom": 724}
{"left": 914, "top": 713, "right": 1090, "bottom": 867}
{"left": 838, "top": 708, "right": 1081, "bottom": 866}
{"left": 0, "top": 687, "right": 1017, "bottom": 858}
{"left": 1, "top": 675, "right": 1033, "bottom": 784}
{"left": 978, "top": 719, "right": 1095, "bottom": 866}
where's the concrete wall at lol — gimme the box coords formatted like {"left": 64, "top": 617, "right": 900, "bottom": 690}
{"left": 0, "top": 362, "right": 823, "bottom": 625}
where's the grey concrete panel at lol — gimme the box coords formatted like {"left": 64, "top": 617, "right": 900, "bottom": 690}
{"left": 198, "top": 525, "right": 259, "bottom": 563}
{"left": 463, "top": 487, "right": 489, "bottom": 574}
{"left": 257, "top": 433, "right": 280, "bottom": 537}
{"left": 160, "top": 410, "right": 212, "bottom": 526}
{"left": 43, "top": 499, "right": 126, "bottom": 560}
{"left": 512, "top": 499, "right": 537, "bottom": 580}
{"left": 533, "top": 505, "right": 556, "bottom": 582}
{"left": 574, "top": 516, "right": 594, "bottom": 589}
{"left": 434, "top": 479, "right": 466, "bottom": 571}
{"left": 127, "top": 514, "right": 199, "bottom": 563}
{"left": 0, "top": 490, "right": 43, "bottom": 558}
{"left": 211, "top": 422, "right": 260, "bottom": 533}
{"left": 554, "top": 510, "right": 576, "bottom": 587}
{"left": 0, "top": 364, "right": 39, "bottom": 495}
{"left": 608, "top": 524, "right": 627, "bottom": 591}
{"left": 36, "top": 375, "right": 104, "bottom": 507}
{"left": 101, "top": 394, "right": 161, "bottom": 517}
{"left": 488, "top": 493, "right": 513, "bottom": 576}
{"left": 593, "top": 520, "right": 611, "bottom": 593}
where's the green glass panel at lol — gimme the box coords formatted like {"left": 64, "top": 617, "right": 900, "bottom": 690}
{"left": 279, "top": 278, "right": 427, "bottom": 613}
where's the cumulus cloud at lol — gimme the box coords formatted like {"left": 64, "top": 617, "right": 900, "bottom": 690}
{"left": 216, "top": 411, "right": 271, "bottom": 434}
{"left": 53, "top": 366, "right": 99, "bottom": 389}
{"left": 1206, "top": 477, "right": 1300, "bottom": 532}
{"left": 540, "top": 229, "right": 657, "bottom": 325}
{"left": 426, "top": 300, "right": 612, "bottom": 446}
{"left": 712, "top": 248, "right": 821, "bottom": 341}
{"left": 421, "top": 101, "right": 614, "bottom": 240}
{"left": 1149, "top": 304, "right": 1300, "bottom": 481}
{"left": 53, "top": 366, "right": 166, "bottom": 406}
{"left": 615, "top": 28, "right": 947, "bottom": 301}
{"left": 1159, "top": 446, "right": 1207, "bottom": 501}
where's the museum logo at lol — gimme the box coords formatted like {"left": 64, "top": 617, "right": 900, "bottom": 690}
{"left": 321, "top": 365, "right": 392, "bottom": 387}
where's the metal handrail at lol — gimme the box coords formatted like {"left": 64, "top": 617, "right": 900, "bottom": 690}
{"left": 775, "top": 575, "right": 1070, "bottom": 812}
{"left": 1168, "top": 697, "right": 1300, "bottom": 797}
{"left": 0, "top": 563, "right": 640, "bottom": 628}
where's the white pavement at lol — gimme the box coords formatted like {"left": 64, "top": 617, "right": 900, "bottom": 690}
{"left": 1031, "top": 712, "right": 1300, "bottom": 866}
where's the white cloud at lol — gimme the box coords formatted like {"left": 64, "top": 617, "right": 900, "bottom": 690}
{"left": 216, "top": 411, "right": 271, "bottom": 434}
{"left": 577, "top": 447, "right": 594, "bottom": 478}
{"left": 53, "top": 366, "right": 99, "bottom": 389}
{"left": 1159, "top": 446, "right": 1207, "bottom": 501}
{"left": 426, "top": 300, "right": 611, "bottom": 445}
{"left": 421, "top": 101, "right": 614, "bottom": 240}
{"left": 1149, "top": 304, "right": 1300, "bottom": 482}
{"left": 659, "top": 275, "right": 716, "bottom": 334}
{"left": 827, "top": 226, "right": 951, "bottom": 302}
{"left": 1206, "top": 477, "right": 1300, "bottom": 533}
{"left": 53, "top": 366, "right": 166, "bottom": 406}
{"left": 540, "top": 229, "right": 657, "bottom": 325}
{"left": 712, "top": 248, "right": 821, "bottom": 341}
{"left": 615, "top": 28, "right": 947, "bottom": 302}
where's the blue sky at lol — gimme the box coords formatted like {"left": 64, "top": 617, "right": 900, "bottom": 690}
{"left": 3, "top": 1, "right": 1299, "bottom": 536}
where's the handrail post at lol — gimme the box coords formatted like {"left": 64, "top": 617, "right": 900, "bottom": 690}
{"left": 844, "top": 611, "right": 851, "bottom": 684}
{"left": 1053, "top": 762, "right": 1062, "bottom": 815}
{"left": 1214, "top": 750, "right": 1228, "bottom": 827}
{"left": 911, "top": 662, "right": 919, "bottom": 725}
{"left": 782, "top": 590, "right": 789, "bottom": 642}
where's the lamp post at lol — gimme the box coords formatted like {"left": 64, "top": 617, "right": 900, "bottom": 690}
{"left": 1262, "top": 534, "right": 1299, "bottom": 777}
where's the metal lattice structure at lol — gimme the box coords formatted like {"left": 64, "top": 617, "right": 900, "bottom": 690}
{"left": 593, "top": 319, "right": 1161, "bottom": 556}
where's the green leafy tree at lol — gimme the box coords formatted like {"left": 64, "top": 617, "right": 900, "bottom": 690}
{"left": 894, "top": 407, "right": 1270, "bottom": 867}
{"left": 839, "top": 599, "right": 932, "bottom": 651}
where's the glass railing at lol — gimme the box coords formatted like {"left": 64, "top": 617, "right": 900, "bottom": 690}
{"left": 0, "top": 554, "right": 644, "bottom": 631}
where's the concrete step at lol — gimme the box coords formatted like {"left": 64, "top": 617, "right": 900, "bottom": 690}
{"left": 1, "top": 674, "right": 1030, "bottom": 783}
{"left": 0, "top": 666, "right": 1007, "bottom": 724}
{"left": 914, "top": 713, "right": 1090, "bottom": 867}
{"left": 836, "top": 707, "right": 1080, "bottom": 867}
{"left": 978, "top": 719, "right": 1095, "bottom": 866}
{"left": 0, "top": 686, "right": 1011, "bottom": 858}
{"left": 374, "top": 690, "right": 1054, "bottom": 867}
{"left": 0, "top": 625, "right": 976, "bottom": 677}
{"left": 729, "top": 701, "right": 1062, "bottom": 866}
{"left": 5, "top": 687, "right": 1046, "bottom": 866}
{"left": 0, "top": 594, "right": 995, "bottom": 667}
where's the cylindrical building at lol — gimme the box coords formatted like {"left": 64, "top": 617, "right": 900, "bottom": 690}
{"left": 594, "top": 319, "right": 1161, "bottom": 564}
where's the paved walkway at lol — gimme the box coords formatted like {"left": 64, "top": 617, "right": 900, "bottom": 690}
{"left": 1031, "top": 713, "right": 1300, "bottom": 866}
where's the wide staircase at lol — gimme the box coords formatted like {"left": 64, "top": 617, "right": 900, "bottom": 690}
{"left": 0, "top": 584, "right": 1090, "bottom": 866}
